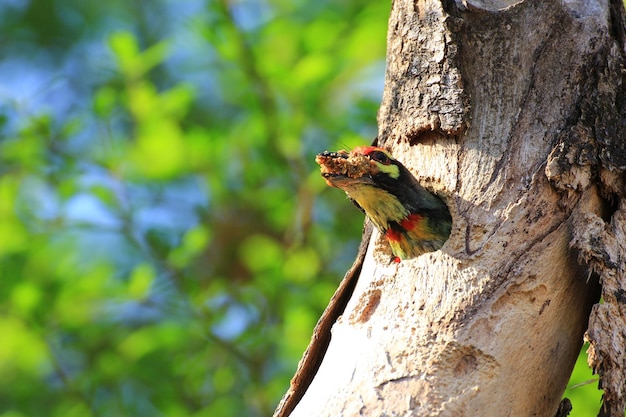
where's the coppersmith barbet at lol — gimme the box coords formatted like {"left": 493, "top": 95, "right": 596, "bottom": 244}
{"left": 316, "top": 146, "right": 451, "bottom": 260}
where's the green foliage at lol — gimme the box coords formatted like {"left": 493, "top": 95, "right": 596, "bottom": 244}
{"left": 0, "top": 0, "right": 604, "bottom": 416}
{"left": 0, "top": 0, "right": 385, "bottom": 415}
{"left": 566, "top": 346, "right": 603, "bottom": 416}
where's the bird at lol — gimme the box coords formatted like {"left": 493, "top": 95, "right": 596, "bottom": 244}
{"left": 316, "top": 146, "right": 452, "bottom": 260}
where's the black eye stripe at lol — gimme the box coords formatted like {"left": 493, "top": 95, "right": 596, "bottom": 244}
{"left": 370, "top": 151, "right": 391, "bottom": 165}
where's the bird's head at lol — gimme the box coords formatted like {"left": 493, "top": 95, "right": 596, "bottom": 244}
{"left": 316, "top": 146, "right": 396, "bottom": 185}
{"left": 316, "top": 146, "right": 452, "bottom": 260}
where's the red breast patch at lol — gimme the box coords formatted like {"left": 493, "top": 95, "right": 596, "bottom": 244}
{"left": 399, "top": 213, "right": 423, "bottom": 231}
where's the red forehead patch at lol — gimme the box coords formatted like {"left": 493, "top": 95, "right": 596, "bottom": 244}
{"left": 352, "top": 146, "right": 388, "bottom": 156}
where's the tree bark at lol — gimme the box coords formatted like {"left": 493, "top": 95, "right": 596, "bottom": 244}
{"left": 276, "top": 0, "right": 626, "bottom": 416}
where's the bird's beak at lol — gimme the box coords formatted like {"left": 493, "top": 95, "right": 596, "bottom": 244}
{"left": 321, "top": 173, "right": 375, "bottom": 189}
{"left": 316, "top": 149, "right": 377, "bottom": 191}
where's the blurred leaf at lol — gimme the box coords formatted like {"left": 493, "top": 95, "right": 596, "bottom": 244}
{"left": 239, "top": 234, "right": 284, "bottom": 273}
{"left": 119, "top": 328, "right": 158, "bottom": 361}
{"left": 293, "top": 53, "right": 334, "bottom": 87}
{"left": 281, "top": 306, "right": 316, "bottom": 359}
{"left": 90, "top": 184, "right": 117, "bottom": 208}
{"left": 10, "top": 282, "right": 42, "bottom": 316}
{"left": 213, "top": 366, "right": 236, "bottom": 393}
{"left": 96, "top": 350, "right": 127, "bottom": 379}
{"left": 127, "top": 81, "right": 158, "bottom": 121}
{"left": 109, "top": 31, "right": 139, "bottom": 70}
{"left": 0, "top": 178, "right": 28, "bottom": 255}
{"left": 168, "top": 225, "right": 211, "bottom": 268}
{"left": 130, "top": 120, "right": 186, "bottom": 179}
{"left": 109, "top": 31, "right": 169, "bottom": 80}
{"left": 283, "top": 247, "right": 320, "bottom": 283}
{"left": 93, "top": 86, "right": 118, "bottom": 117}
{"left": 52, "top": 402, "right": 92, "bottom": 417}
{"left": 0, "top": 317, "right": 49, "bottom": 377}
{"left": 127, "top": 263, "right": 155, "bottom": 299}
{"left": 197, "top": 396, "right": 240, "bottom": 417}
{"left": 161, "top": 83, "right": 195, "bottom": 118}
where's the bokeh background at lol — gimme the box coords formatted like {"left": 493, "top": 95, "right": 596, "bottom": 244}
{"left": 0, "top": 0, "right": 604, "bottom": 416}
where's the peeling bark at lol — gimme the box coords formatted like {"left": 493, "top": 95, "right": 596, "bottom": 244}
{"left": 572, "top": 209, "right": 626, "bottom": 417}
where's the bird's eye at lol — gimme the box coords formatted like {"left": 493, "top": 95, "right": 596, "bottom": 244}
{"left": 370, "top": 151, "right": 391, "bottom": 165}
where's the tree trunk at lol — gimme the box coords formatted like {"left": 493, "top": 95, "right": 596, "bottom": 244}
{"left": 275, "top": 0, "right": 626, "bottom": 416}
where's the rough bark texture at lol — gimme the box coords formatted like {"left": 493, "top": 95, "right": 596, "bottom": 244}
{"left": 277, "top": 0, "right": 626, "bottom": 416}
